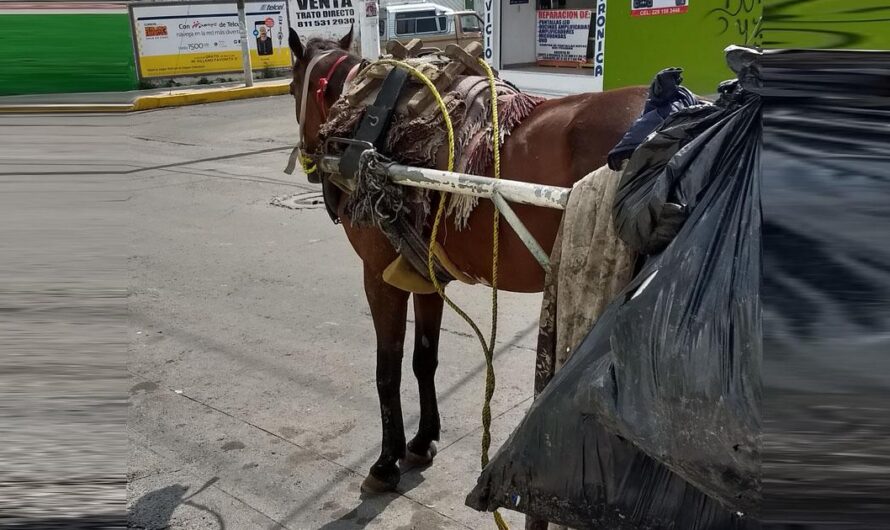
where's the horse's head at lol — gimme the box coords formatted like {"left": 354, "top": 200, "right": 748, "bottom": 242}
{"left": 288, "top": 27, "right": 359, "bottom": 180}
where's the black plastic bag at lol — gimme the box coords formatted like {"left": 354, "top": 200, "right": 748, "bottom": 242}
{"left": 465, "top": 55, "right": 763, "bottom": 527}
{"left": 757, "top": 49, "right": 890, "bottom": 527}
{"left": 467, "top": 48, "right": 890, "bottom": 529}
{"left": 607, "top": 67, "right": 704, "bottom": 171}
{"left": 611, "top": 78, "right": 757, "bottom": 256}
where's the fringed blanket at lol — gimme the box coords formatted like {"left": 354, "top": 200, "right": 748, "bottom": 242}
{"left": 319, "top": 61, "right": 545, "bottom": 230}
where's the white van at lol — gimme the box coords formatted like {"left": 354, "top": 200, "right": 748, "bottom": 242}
{"left": 378, "top": 2, "right": 483, "bottom": 51}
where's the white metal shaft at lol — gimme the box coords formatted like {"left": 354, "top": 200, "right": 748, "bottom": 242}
{"left": 491, "top": 192, "right": 551, "bottom": 273}
{"left": 319, "top": 156, "right": 570, "bottom": 210}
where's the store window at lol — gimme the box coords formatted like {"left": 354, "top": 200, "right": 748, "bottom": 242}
{"left": 534, "top": 0, "right": 601, "bottom": 70}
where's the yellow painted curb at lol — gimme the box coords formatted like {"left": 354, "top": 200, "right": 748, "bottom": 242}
{"left": 132, "top": 83, "right": 290, "bottom": 111}
{"left": 0, "top": 104, "right": 135, "bottom": 114}
{"left": 0, "top": 81, "right": 290, "bottom": 114}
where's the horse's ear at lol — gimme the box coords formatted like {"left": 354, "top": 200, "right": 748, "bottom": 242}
{"left": 289, "top": 28, "right": 304, "bottom": 61}
{"left": 338, "top": 26, "right": 354, "bottom": 51}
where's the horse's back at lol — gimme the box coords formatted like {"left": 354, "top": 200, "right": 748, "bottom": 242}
{"left": 502, "top": 86, "right": 648, "bottom": 187}
{"left": 440, "top": 85, "right": 648, "bottom": 293}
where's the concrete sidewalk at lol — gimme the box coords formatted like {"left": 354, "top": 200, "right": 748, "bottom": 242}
{"left": 0, "top": 79, "right": 290, "bottom": 113}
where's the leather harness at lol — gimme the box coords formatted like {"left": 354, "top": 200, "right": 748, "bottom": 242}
{"left": 315, "top": 54, "right": 350, "bottom": 123}
{"left": 299, "top": 53, "right": 454, "bottom": 285}
{"left": 338, "top": 68, "right": 411, "bottom": 192}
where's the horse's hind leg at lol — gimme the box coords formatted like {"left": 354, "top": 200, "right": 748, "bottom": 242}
{"left": 405, "top": 292, "right": 444, "bottom": 466}
{"left": 361, "top": 264, "right": 410, "bottom": 493}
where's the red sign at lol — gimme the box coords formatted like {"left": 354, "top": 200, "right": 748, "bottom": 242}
{"left": 144, "top": 25, "right": 168, "bottom": 37}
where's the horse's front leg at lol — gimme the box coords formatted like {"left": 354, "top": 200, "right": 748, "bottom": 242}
{"left": 361, "top": 264, "right": 410, "bottom": 493}
{"left": 405, "top": 292, "right": 444, "bottom": 466}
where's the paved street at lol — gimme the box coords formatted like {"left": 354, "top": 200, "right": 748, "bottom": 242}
{"left": 2, "top": 96, "right": 542, "bottom": 528}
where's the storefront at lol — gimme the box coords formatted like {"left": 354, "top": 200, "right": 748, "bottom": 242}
{"left": 484, "top": 0, "right": 761, "bottom": 97}
{"left": 484, "top": 0, "right": 608, "bottom": 96}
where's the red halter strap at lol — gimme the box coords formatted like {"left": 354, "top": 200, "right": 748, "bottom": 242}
{"left": 315, "top": 54, "right": 349, "bottom": 122}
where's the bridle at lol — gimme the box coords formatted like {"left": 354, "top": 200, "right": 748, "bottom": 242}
{"left": 315, "top": 53, "right": 349, "bottom": 122}
{"left": 297, "top": 50, "right": 339, "bottom": 153}
{"left": 286, "top": 50, "right": 357, "bottom": 178}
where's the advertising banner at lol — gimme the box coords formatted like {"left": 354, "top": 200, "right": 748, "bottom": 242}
{"left": 535, "top": 9, "right": 592, "bottom": 66}
{"left": 630, "top": 0, "right": 688, "bottom": 17}
{"left": 130, "top": 1, "right": 290, "bottom": 79}
{"left": 288, "top": 0, "right": 356, "bottom": 45}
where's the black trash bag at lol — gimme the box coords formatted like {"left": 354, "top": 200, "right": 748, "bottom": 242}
{"left": 611, "top": 77, "right": 755, "bottom": 256}
{"left": 757, "top": 49, "right": 890, "bottom": 526}
{"left": 607, "top": 67, "right": 704, "bottom": 171}
{"left": 465, "top": 54, "right": 763, "bottom": 528}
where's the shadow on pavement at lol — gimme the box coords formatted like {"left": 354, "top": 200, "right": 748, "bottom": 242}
{"left": 316, "top": 469, "right": 427, "bottom": 529}
{"left": 128, "top": 478, "right": 225, "bottom": 530}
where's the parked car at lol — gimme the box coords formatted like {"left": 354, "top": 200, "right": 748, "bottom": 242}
{"left": 378, "top": 2, "right": 483, "bottom": 52}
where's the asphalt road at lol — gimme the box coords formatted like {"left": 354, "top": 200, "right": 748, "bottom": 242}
{"left": 0, "top": 96, "right": 542, "bottom": 528}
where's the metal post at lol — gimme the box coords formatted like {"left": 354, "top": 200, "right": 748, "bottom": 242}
{"left": 237, "top": 0, "right": 254, "bottom": 87}
{"left": 358, "top": 0, "right": 381, "bottom": 59}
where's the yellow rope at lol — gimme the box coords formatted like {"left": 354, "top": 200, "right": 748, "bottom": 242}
{"left": 300, "top": 154, "right": 318, "bottom": 176}
{"left": 367, "top": 58, "right": 507, "bottom": 530}
{"left": 478, "top": 58, "right": 508, "bottom": 530}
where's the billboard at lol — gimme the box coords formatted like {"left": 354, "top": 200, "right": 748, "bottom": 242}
{"left": 130, "top": 1, "right": 290, "bottom": 79}
{"left": 288, "top": 0, "right": 356, "bottom": 46}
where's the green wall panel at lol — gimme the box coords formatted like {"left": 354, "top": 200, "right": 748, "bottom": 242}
{"left": 603, "top": 0, "right": 888, "bottom": 95}
{"left": 762, "top": 0, "right": 890, "bottom": 50}
{"left": 0, "top": 13, "right": 138, "bottom": 96}
{"left": 604, "top": 1, "right": 763, "bottom": 95}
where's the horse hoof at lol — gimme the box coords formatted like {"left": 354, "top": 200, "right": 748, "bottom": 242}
{"left": 403, "top": 441, "right": 437, "bottom": 467}
{"left": 360, "top": 473, "right": 398, "bottom": 494}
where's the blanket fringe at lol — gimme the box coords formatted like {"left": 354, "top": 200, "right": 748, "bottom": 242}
{"left": 319, "top": 70, "right": 545, "bottom": 231}
{"left": 448, "top": 92, "right": 545, "bottom": 229}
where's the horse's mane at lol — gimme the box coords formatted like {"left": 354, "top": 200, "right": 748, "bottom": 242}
{"left": 304, "top": 37, "right": 351, "bottom": 62}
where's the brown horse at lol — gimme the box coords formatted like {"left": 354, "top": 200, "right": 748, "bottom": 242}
{"left": 287, "top": 28, "right": 647, "bottom": 493}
